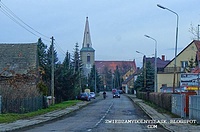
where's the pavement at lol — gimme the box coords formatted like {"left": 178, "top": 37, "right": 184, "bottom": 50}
{"left": 126, "top": 94, "right": 200, "bottom": 132}
{"left": 0, "top": 94, "right": 199, "bottom": 132}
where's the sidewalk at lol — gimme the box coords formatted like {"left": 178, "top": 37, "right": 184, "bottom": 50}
{"left": 126, "top": 94, "right": 200, "bottom": 132}
{"left": 0, "top": 101, "right": 89, "bottom": 132}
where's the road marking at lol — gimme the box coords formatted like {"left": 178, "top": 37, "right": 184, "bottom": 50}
{"left": 94, "top": 102, "right": 114, "bottom": 128}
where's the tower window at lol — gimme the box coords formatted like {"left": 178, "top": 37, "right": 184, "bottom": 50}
{"left": 87, "top": 43, "right": 89, "bottom": 47}
{"left": 87, "top": 53, "right": 90, "bottom": 63}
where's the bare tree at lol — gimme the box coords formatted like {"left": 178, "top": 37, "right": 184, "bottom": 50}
{"left": 189, "top": 23, "right": 199, "bottom": 40}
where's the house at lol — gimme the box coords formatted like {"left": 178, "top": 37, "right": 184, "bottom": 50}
{"left": 0, "top": 42, "right": 39, "bottom": 99}
{"left": 122, "top": 67, "right": 140, "bottom": 94}
{"left": 95, "top": 60, "right": 137, "bottom": 91}
{"left": 95, "top": 60, "right": 137, "bottom": 75}
{"left": 157, "top": 40, "right": 200, "bottom": 92}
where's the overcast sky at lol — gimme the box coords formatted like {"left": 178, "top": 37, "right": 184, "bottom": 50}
{"left": 0, "top": 0, "right": 200, "bottom": 67}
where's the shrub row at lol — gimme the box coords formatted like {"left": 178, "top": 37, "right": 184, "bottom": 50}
{"left": 137, "top": 91, "right": 172, "bottom": 112}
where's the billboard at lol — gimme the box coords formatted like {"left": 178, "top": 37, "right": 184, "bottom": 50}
{"left": 180, "top": 73, "right": 200, "bottom": 90}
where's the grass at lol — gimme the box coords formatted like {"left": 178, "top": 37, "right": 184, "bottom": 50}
{"left": 144, "top": 101, "right": 180, "bottom": 118}
{"left": 0, "top": 100, "right": 81, "bottom": 123}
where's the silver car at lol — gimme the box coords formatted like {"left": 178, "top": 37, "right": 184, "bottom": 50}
{"left": 90, "top": 92, "right": 96, "bottom": 99}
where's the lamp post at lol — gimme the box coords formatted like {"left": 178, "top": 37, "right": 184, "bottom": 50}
{"left": 94, "top": 65, "right": 97, "bottom": 93}
{"left": 198, "top": 24, "right": 200, "bottom": 41}
{"left": 144, "top": 35, "right": 157, "bottom": 92}
{"left": 157, "top": 4, "right": 179, "bottom": 93}
{"left": 136, "top": 51, "right": 146, "bottom": 89}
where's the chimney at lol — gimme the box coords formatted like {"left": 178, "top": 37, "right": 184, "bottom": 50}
{"left": 162, "top": 55, "right": 165, "bottom": 61}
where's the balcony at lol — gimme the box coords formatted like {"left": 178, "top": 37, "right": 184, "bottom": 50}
{"left": 157, "top": 67, "right": 183, "bottom": 73}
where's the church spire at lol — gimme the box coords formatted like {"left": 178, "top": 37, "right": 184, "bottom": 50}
{"left": 82, "top": 17, "right": 92, "bottom": 48}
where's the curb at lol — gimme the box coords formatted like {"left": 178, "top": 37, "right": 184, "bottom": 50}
{"left": 125, "top": 94, "right": 174, "bottom": 132}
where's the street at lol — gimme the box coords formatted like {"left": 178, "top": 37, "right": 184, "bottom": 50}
{"left": 20, "top": 92, "right": 169, "bottom": 132}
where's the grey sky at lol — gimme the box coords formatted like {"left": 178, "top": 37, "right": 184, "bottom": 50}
{"left": 0, "top": 0, "right": 199, "bottom": 67}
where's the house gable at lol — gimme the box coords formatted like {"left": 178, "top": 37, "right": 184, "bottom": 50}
{"left": 0, "top": 43, "right": 38, "bottom": 76}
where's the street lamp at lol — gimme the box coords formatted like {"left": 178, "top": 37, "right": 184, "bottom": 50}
{"left": 157, "top": 4, "right": 179, "bottom": 93}
{"left": 94, "top": 65, "right": 96, "bottom": 93}
{"left": 144, "top": 35, "right": 157, "bottom": 92}
{"left": 136, "top": 51, "right": 146, "bottom": 89}
{"left": 198, "top": 24, "right": 200, "bottom": 41}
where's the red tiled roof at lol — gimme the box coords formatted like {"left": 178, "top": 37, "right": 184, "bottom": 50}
{"left": 95, "top": 60, "right": 136, "bottom": 74}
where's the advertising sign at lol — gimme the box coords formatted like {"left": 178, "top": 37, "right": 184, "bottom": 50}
{"left": 180, "top": 73, "right": 199, "bottom": 90}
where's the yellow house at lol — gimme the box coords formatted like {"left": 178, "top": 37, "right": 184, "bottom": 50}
{"left": 157, "top": 40, "right": 200, "bottom": 92}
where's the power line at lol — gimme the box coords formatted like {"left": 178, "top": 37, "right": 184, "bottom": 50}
{"left": 0, "top": 1, "right": 68, "bottom": 61}
{"left": 0, "top": 1, "right": 49, "bottom": 42}
{"left": 54, "top": 40, "right": 66, "bottom": 56}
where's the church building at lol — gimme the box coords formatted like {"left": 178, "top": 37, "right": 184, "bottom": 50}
{"left": 80, "top": 17, "right": 95, "bottom": 77}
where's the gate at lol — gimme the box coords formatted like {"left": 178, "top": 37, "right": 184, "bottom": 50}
{"left": 172, "top": 94, "right": 186, "bottom": 118}
{"left": 189, "top": 95, "right": 200, "bottom": 123}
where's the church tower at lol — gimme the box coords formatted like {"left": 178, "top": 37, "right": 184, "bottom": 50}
{"left": 80, "top": 17, "right": 95, "bottom": 77}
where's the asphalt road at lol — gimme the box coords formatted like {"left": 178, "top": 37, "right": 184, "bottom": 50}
{"left": 20, "top": 92, "right": 169, "bottom": 132}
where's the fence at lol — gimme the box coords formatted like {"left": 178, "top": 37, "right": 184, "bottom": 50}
{"left": 0, "top": 96, "right": 1, "bottom": 114}
{"left": 1, "top": 96, "right": 44, "bottom": 113}
{"left": 171, "top": 94, "right": 186, "bottom": 118}
{"left": 189, "top": 95, "right": 200, "bottom": 123}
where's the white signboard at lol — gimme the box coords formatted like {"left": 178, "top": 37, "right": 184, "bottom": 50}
{"left": 180, "top": 73, "right": 199, "bottom": 86}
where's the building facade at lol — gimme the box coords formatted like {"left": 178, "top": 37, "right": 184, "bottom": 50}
{"left": 157, "top": 40, "right": 200, "bottom": 92}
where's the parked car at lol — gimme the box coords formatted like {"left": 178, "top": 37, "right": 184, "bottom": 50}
{"left": 78, "top": 93, "right": 91, "bottom": 101}
{"left": 90, "top": 92, "right": 96, "bottom": 99}
{"left": 112, "top": 89, "right": 117, "bottom": 94}
{"left": 113, "top": 92, "right": 120, "bottom": 98}
{"left": 117, "top": 90, "right": 123, "bottom": 94}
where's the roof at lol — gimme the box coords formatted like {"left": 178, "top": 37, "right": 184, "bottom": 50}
{"left": 164, "top": 40, "right": 200, "bottom": 68}
{"left": 82, "top": 17, "right": 93, "bottom": 48}
{"left": 146, "top": 57, "right": 170, "bottom": 68}
{"left": 122, "top": 74, "right": 135, "bottom": 84}
{"left": 95, "top": 60, "right": 137, "bottom": 74}
{"left": 80, "top": 47, "right": 95, "bottom": 52}
{"left": 0, "top": 43, "right": 38, "bottom": 76}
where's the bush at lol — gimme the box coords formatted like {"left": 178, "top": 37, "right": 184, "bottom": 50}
{"left": 149, "top": 92, "right": 172, "bottom": 112}
{"left": 137, "top": 91, "right": 172, "bottom": 112}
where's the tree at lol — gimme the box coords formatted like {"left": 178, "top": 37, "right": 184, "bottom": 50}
{"left": 102, "top": 66, "right": 113, "bottom": 91}
{"left": 37, "top": 38, "right": 48, "bottom": 69}
{"left": 186, "top": 57, "right": 196, "bottom": 72}
{"left": 71, "top": 43, "right": 82, "bottom": 73}
{"left": 189, "top": 23, "right": 199, "bottom": 40}
{"left": 146, "top": 61, "right": 154, "bottom": 91}
{"left": 134, "top": 61, "right": 154, "bottom": 92}
{"left": 88, "top": 65, "right": 103, "bottom": 93}
{"left": 37, "top": 38, "right": 48, "bottom": 95}
{"left": 113, "top": 66, "right": 122, "bottom": 89}
{"left": 71, "top": 43, "right": 83, "bottom": 95}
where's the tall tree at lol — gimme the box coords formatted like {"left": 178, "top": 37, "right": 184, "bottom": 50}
{"left": 88, "top": 65, "right": 103, "bottom": 93}
{"left": 37, "top": 38, "right": 48, "bottom": 95}
{"left": 102, "top": 66, "right": 113, "bottom": 91}
{"left": 72, "top": 43, "right": 82, "bottom": 73}
{"left": 134, "top": 61, "right": 154, "bottom": 92}
{"left": 113, "top": 66, "right": 121, "bottom": 89}
{"left": 71, "top": 43, "right": 82, "bottom": 96}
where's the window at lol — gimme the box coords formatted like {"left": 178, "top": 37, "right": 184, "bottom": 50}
{"left": 181, "top": 61, "right": 188, "bottom": 68}
{"left": 87, "top": 53, "right": 90, "bottom": 63}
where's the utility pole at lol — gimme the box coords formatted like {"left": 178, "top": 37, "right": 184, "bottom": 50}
{"left": 144, "top": 55, "right": 146, "bottom": 88}
{"left": 51, "top": 36, "right": 55, "bottom": 105}
{"left": 94, "top": 65, "right": 97, "bottom": 93}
